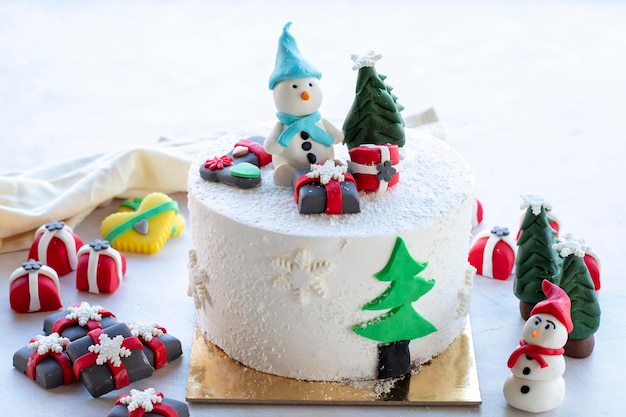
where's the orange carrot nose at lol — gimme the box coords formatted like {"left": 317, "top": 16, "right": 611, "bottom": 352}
{"left": 532, "top": 329, "right": 540, "bottom": 339}
{"left": 301, "top": 91, "right": 310, "bottom": 100}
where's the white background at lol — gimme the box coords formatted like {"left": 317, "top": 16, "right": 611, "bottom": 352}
{"left": 1, "top": 1, "right": 624, "bottom": 415}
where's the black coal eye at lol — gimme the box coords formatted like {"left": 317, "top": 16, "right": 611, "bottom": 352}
{"left": 309, "top": 82, "right": 313, "bottom": 87}
{"left": 292, "top": 84, "right": 298, "bottom": 89}
{"left": 545, "top": 324, "right": 551, "bottom": 330}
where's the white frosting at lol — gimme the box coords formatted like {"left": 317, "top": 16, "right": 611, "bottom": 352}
{"left": 188, "top": 128, "right": 474, "bottom": 381}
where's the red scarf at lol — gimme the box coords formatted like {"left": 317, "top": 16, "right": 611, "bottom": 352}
{"left": 507, "top": 339, "right": 564, "bottom": 369}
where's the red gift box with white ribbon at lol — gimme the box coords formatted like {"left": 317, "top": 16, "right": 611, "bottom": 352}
{"left": 76, "top": 239, "right": 127, "bottom": 294}
{"left": 9, "top": 260, "right": 62, "bottom": 313}
{"left": 28, "top": 221, "right": 83, "bottom": 276}
{"left": 468, "top": 226, "right": 517, "bottom": 280}
{"left": 347, "top": 143, "right": 400, "bottom": 193}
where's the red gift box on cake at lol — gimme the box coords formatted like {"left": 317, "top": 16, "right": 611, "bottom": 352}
{"left": 127, "top": 321, "right": 182, "bottom": 369}
{"left": 43, "top": 301, "right": 118, "bottom": 341}
{"left": 293, "top": 162, "right": 360, "bottom": 214}
{"left": 13, "top": 333, "right": 76, "bottom": 389}
{"left": 9, "top": 260, "right": 62, "bottom": 313}
{"left": 468, "top": 226, "right": 517, "bottom": 280}
{"left": 347, "top": 144, "right": 400, "bottom": 192}
{"left": 76, "top": 239, "right": 127, "bottom": 294}
{"left": 66, "top": 323, "right": 154, "bottom": 397}
{"left": 28, "top": 221, "right": 84, "bottom": 276}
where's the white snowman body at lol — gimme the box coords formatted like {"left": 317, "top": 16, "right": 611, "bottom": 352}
{"left": 503, "top": 312, "right": 568, "bottom": 413}
{"left": 265, "top": 77, "right": 343, "bottom": 186}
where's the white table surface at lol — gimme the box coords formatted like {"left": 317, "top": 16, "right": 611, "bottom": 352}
{"left": 1, "top": 1, "right": 624, "bottom": 415}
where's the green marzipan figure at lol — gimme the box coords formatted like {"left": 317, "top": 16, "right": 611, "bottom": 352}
{"left": 342, "top": 52, "right": 405, "bottom": 150}
{"left": 557, "top": 249, "right": 601, "bottom": 341}
{"left": 353, "top": 236, "right": 437, "bottom": 343}
{"left": 514, "top": 197, "right": 560, "bottom": 306}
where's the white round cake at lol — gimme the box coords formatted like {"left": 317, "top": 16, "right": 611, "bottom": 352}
{"left": 187, "top": 127, "right": 475, "bottom": 381}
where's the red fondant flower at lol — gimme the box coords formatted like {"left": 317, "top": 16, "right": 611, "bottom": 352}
{"left": 204, "top": 155, "right": 233, "bottom": 171}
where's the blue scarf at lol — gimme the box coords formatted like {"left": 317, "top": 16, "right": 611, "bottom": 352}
{"left": 276, "top": 111, "right": 334, "bottom": 148}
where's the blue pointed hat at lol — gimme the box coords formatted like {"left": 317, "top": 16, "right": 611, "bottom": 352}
{"left": 268, "top": 22, "right": 322, "bottom": 90}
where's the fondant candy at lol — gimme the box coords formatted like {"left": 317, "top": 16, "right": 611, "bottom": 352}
{"left": 101, "top": 192, "right": 185, "bottom": 255}
{"left": 43, "top": 301, "right": 118, "bottom": 341}
{"left": 347, "top": 144, "right": 400, "bottom": 193}
{"left": 28, "top": 221, "right": 84, "bottom": 276}
{"left": 66, "top": 323, "right": 154, "bottom": 397}
{"left": 76, "top": 239, "right": 127, "bottom": 294}
{"left": 107, "top": 388, "right": 190, "bottom": 417}
{"left": 127, "top": 321, "right": 182, "bottom": 369}
{"left": 468, "top": 226, "right": 516, "bottom": 280}
{"left": 13, "top": 333, "right": 76, "bottom": 389}
{"left": 293, "top": 163, "right": 360, "bottom": 214}
{"left": 9, "top": 259, "right": 62, "bottom": 313}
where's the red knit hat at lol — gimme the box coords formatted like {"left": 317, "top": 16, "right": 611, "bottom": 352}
{"left": 531, "top": 280, "right": 574, "bottom": 333}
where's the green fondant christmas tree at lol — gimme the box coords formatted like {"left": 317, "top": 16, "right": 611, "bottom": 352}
{"left": 353, "top": 236, "right": 436, "bottom": 378}
{"left": 342, "top": 52, "right": 405, "bottom": 150}
{"left": 514, "top": 195, "right": 560, "bottom": 319}
{"left": 553, "top": 235, "right": 601, "bottom": 358}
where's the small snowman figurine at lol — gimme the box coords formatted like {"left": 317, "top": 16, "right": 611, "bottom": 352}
{"left": 265, "top": 22, "right": 344, "bottom": 186}
{"left": 504, "top": 279, "right": 573, "bottom": 413}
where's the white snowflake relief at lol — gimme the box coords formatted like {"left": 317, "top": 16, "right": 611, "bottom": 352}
{"left": 306, "top": 160, "right": 346, "bottom": 185}
{"left": 119, "top": 388, "right": 162, "bottom": 412}
{"left": 28, "top": 333, "right": 70, "bottom": 355}
{"left": 66, "top": 301, "right": 104, "bottom": 326}
{"left": 128, "top": 321, "right": 164, "bottom": 342}
{"left": 88, "top": 333, "right": 131, "bottom": 367}
{"left": 272, "top": 248, "right": 331, "bottom": 304}
{"left": 520, "top": 193, "right": 552, "bottom": 216}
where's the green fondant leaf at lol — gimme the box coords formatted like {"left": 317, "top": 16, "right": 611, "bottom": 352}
{"left": 230, "top": 162, "right": 260, "bottom": 179}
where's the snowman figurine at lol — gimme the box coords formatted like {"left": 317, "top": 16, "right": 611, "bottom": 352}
{"left": 504, "top": 279, "right": 573, "bottom": 413}
{"left": 265, "top": 22, "right": 344, "bottom": 187}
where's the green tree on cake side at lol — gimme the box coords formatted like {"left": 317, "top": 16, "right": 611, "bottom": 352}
{"left": 514, "top": 195, "right": 560, "bottom": 319}
{"left": 553, "top": 235, "right": 601, "bottom": 358}
{"left": 353, "top": 236, "right": 437, "bottom": 379}
{"left": 342, "top": 52, "right": 405, "bottom": 150}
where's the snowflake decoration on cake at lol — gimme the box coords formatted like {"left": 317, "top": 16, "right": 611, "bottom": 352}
{"left": 457, "top": 265, "right": 476, "bottom": 318}
{"left": 88, "top": 333, "right": 131, "bottom": 367}
{"left": 350, "top": 51, "right": 383, "bottom": 70}
{"left": 128, "top": 321, "right": 164, "bottom": 342}
{"left": 188, "top": 249, "right": 210, "bottom": 308}
{"left": 119, "top": 388, "right": 163, "bottom": 412}
{"left": 553, "top": 233, "right": 588, "bottom": 258}
{"left": 65, "top": 302, "right": 104, "bottom": 326}
{"left": 306, "top": 160, "right": 346, "bottom": 185}
{"left": 28, "top": 333, "right": 70, "bottom": 355}
{"left": 520, "top": 194, "right": 552, "bottom": 216}
{"left": 272, "top": 248, "right": 332, "bottom": 304}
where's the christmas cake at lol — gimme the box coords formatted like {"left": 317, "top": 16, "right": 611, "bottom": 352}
{"left": 186, "top": 23, "right": 475, "bottom": 382}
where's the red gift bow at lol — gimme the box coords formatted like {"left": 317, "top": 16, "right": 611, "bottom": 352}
{"left": 51, "top": 306, "right": 116, "bottom": 334}
{"left": 72, "top": 328, "right": 143, "bottom": 389}
{"left": 115, "top": 391, "right": 179, "bottom": 417}
{"left": 294, "top": 171, "right": 356, "bottom": 215}
{"left": 26, "top": 346, "right": 76, "bottom": 385}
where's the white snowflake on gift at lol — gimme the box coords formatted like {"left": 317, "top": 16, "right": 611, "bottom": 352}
{"left": 520, "top": 193, "right": 552, "bottom": 215}
{"left": 119, "top": 388, "right": 163, "bottom": 412}
{"left": 553, "top": 233, "right": 588, "bottom": 258}
{"left": 28, "top": 333, "right": 70, "bottom": 355}
{"left": 88, "top": 333, "right": 131, "bottom": 367}
{"left": 272, "top": 248, "right": 331, "bottom": 304}
{"left": 128, "top": 321, "right": 164, "bottom": 342}
{"left": 66, "top": 301, "right": 104, "bottom": 327}
{"left": 306, "top": 160, "right": 346, "bottom": 185}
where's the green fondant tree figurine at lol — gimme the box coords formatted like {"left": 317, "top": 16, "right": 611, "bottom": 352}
{"left": 553, "top": 235, "right": 601, "bottom": 358}
{"left": 342, "top": 52, "right": 405, "bottom": 150}
{"left": 353, "top": 236, "right": 437, "bottom": 379}
{"left": 514, "top": 195, "right": 561, "bottom": 320}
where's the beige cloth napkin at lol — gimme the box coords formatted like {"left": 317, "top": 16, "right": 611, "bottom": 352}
{"left": 0, "top": 139, "right": 205, "bottom": 254}
{"left": 0, "top": 109, "right": 441, "bottom": 254}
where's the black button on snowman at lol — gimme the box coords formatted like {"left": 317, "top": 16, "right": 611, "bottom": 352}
{"left": 264, "top": 22, "right": 344, "bottom": 187}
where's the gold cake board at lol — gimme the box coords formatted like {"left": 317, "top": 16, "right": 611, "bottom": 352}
{"left": 186, "top": 319, "right": 481, "bottom": 406}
